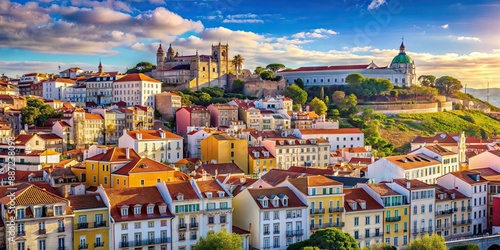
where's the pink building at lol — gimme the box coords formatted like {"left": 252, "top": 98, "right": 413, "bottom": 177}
{"left": 493, "top": 195, "right": 500, "bottom": 234}
{"left": 175, "top": 106, "right": 210, "bottom": 136}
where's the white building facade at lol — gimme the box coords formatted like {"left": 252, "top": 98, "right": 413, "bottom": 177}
{"left": 118, "top": 129, "right": 183, "bottom": 164}
{"left": 113, "top": 73, "right": 161, "bottom": 108}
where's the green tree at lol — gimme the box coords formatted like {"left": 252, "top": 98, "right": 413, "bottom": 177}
{"left": 418, "top": 75, "right": 436, "bottom": 87}
{"left": 294, "top": 78, "right": 305, "bottom": 89}
{"left": 21, "top": 97, "right": 62, "bottom": 126}
{"left": 21, "top": 106, "right": 40, "bottom": 125}
{"left": 435, "top": 76, "right": 463, "bottom": 96}
{"left": 346, "top": 73, "right": 365, "bottom": 84}
{"left": 260, "top": 71, "right": 273, "bottom": 80}
{"left": 266, "top": 63, "right": 286, "bottom": 72}
{"left": 194, "top": 229, "right": 242, "bottom": 250}
{"left": 201, "top": 87, "right": 224, "bottom": 98}
{"left": 362, "top": 242, "right": 394, "bottom": 250}
{"left": 324, "top": 96, "right": 330, "bottom": 105}
{"left": 338, "top": 94, "right": 358, "bottom": 117}
{"left": 287, "top": 228, "right": 359, "bottom": 250}
{"left": 331, "top": 91, "right": 346, "bottom": 105}
{"left": 448, "top": 243, "right": 480, "bottom": 250}
{"left": 284, "top": 84, "right": 308, "bottom": 105}
{"left": 232, "top": 79, "right": 245, "bottom": 93}
{"left": 254, "top": 66, "right": 266, "bottom": 75}
{"left": 319, "top": 87, "right": 325, "bottom": 100}
{"left": 199, "top": 92, "right": 211, "bottom": 104}
{"left": 126, "top": 61, "right": 155, "bottom": 73}
{"left": 406, "top": 234, "right": 446, "bottom": 250}
{"left": 329, "top": 109, "right": 340, "bottom": 119}
{"left": 309, "top": 97, "right": 327, "bottom": 115}
{"left": 232, "top": 54, "right": 244, "bottom": 77}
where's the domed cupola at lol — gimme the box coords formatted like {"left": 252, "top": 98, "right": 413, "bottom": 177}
{"left": 390, "top": 40, "right": 413, "bottom": 69}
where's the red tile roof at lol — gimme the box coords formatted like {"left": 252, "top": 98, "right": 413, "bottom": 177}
{"left": 280, "top": 64, "right": 369, "bottom": 73}
{"left": 367, "top": 183, "right": 402, "bottom": 196}
{"left": 196, "top": 163, "right": 244, "bottom": 176}
{"left": 247, "top": 186, "right": 307, "bottom": 210}
{"left": 195, "top": 180, "right": 229, "bottom": 198}
{"left": 344, "top": 188, "right": 384, "bottom": 212}
{"left": 412, "top": 133, "right": 458, "bottom": 144}
{"left": 86, "top": 147, "right": 141, "bottom": 162}
{"left": 113, "top": 73, "right": 160, "bottom": 83}
{"left": 85, "top": 113, "right": 103, "bottom": 120}
{"left": 248, "top": 146, "right": 275, "bottom": 159}
{"left": 68, "top": 193, "right": 107, "bottom": 210}
{"left": 113, "top": 158, "right": 175, "bottom": 175}
{"left": 0, "top": 184, "right": 67, "bottom": 205}
{"left": 166, "top": 181, "right": 200, "bottom": 200}
{"left": 126, "top": 129, "right": 182, "bottom": 140}
{"left": 392, "top": 178, "right": 433, "bottom": 190}
{"left": 446, "top": 170, "right": 489, "bottom": 185}
{"left": 288, "top": 175, "right": 343, "bottom": 194}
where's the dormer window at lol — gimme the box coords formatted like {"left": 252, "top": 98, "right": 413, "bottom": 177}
{"left": 121, "top": 207, "right": 128, "bottom": 216}
{"left": 274, "top": 199, "right": 279, "bottom": 207}
{"left": 206, "top": 192, "right": 212, "bottom": 198}
{"left": 218, "top": 191, "right": 225, "bottom": 198}
{"left": 263, "top": 200, "right": 268, "bottom": 208}
{"left": 177, "top": 194, "right": 184, "bottom": 201}
{"left": 359, "top": 201, "right": 366, "bottom": 210}
{"left": 159, "top": 205, "right": 167, "bottom": 214}
{"left": 147, "top": 205, "right": 154, "bottom": 215}
{"left": 17, "top": 208, "right": 25, "bottom": 219}
{"left": 134, "top": 205, "right": 141, "bottom": 215}
{"left": 283, "top": 197, "right": 288, "bottom": 206}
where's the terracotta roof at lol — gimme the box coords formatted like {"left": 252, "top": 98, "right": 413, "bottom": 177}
{"left": 280, "top": 64, "right": 369, "bottom": 72}
{"left": 392, "top": 178, "right": 433, "bottom": 190}
{"left": 465, "top": 168, "right": 500, "bottom": 183}
{"left": 383, "top": 154, "right": 441, "bottom": 170}
{"left": 288, "top": 175, "right": 343, "bottom": 194}
{"left": 367, "top": 183, "right": 402, "bottom": 196}
{"left": 196, "top": 163, "right": 244, "bottom": 176}
{"left": 447, "top": 170, "right": 489, "bottom": 185}
{"left": 47, "top": 167, "right": 77, "bottom": 179}
{"left": 248, "top": 146, "right": 275, "bottom": 159}
{"left": 466, "top": 137, "right": 491, "bottom": 144}
{"left": 412, "top": 133, "right": 458, "bottom": 144}
{"left": 0, "top": 170, "right": 43, "bottom": 182}
{"left": 105, "top": 186, "right": 172, "bottom": 222}
{"left": 54, "top": 78, "right": 76, "bottom": 84}
{"left": 347, "top": 147, "right": 368, "bottom": 153}
{"left": 232, "top": 225, "right": 250, "bottom": 235}
{"left": 423, "top": 145, "right": 456, "bottom": 156}
{"left": 38, "top": 133, "right": 62, "bottom": 141}
{"left": 287, "top": 166, "right": 336, "bottom": 175}
{"left": 68, "top": 193, "right": 107, "bottom": 210}
{"left": 195, "top": 180, "right": 229, "bottom": 198}
{"left": 433, "top": 185, "right": 469, "bottom": 201}
{"left": 0, "top": 184, "right": 67, "bottom": 205}
{"left": 113, "top": 158, "right": 175, "bottom": 175}
{"left": 343, "top": 188, "right": 384, "bottom": 212}
{"left": 113, "top": 73, "right": 160, "bottom": 83}
{"left": 348, "top": 157, "right": 373, "bottom": 165}
{"left": 176, "top": 106, "right": 209, "bottom": 113}
{"left": 249, "top": 130, "right": 282, "bottom": 140}
{"left": 266, "top": 137, "right": 329, "bottom": 146}
{"left": 14, "top": 134, "right": 35, "bottom": 144}
{"left": 166, "top": 181, "right": 200, "bottom": 200}
{"left": 85, "top": 113, "right": 103, "bottom": 120}
{"left": 247, "top": 186, "right": 307, "bottom": 210}
{"left": 126, "top": 129, "right": 182, "bottom": 140}
{"left": 86, "top": 147, "right": 141, "bottom": 162}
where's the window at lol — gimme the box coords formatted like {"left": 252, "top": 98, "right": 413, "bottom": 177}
{"left": 121, "top": 223, "right": 128, "bottom": 230}
{"left": 354, "top": 217, "right": 359, "bottom": 226}
{"left": 264, "top": 211, "right": 270, "bottom": 220}
{"left": 35, "top": 207, "right": 42, "bottom": 218}
{"left": 429, "top": 204, "right": 433, "bottom": 213}
{"left": 140, "top": 180, "right": 145, "bottom": 186}
{"left": 103, "top": 177, "right": 108, "bottom": 184}
{"left": 421, "top": 204, "right": 425, "bottom": 214}
{"left": 121, "top": 208, "right": 128, "bottom": 216}
{"left": 375, "top": 215, "right": 380, "bottom": 224}
{"left": 17, "top": 208, "right": 25, "bottom": 219}
{"left": 134, "top": 206, "right": 141, "bottom": 215}
{"left": 54, "top": 206, "right": 63, "bottom": 216}
{"left": 147, "top": 206, "right": 154, "bottom": 214}
{"left": 220, "top": 215, "right": 226, "bottom": 223}
{"left": 148, "top": 221, "right": 154, "bottom": 228}
{"left": 18, "top": 242, "right": 25, "bottom": 250}
{"left": 38, "top": 239, "right": 46, "bottom": 250}
{"left": 274, "top": 211, "right": 279, "bottom": 220}
{"left": 134, "top": 222, "right": 141, "bottom": 229}
{"left": 365, "top": 216, "right": 370, "bottom": 225}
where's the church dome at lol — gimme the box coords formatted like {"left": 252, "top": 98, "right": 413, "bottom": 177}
{"left": 167, "top": 44, "right": 175, "bottom": 53}
{"left": 157, "top": 43, "right": 164, "bottom": 54}
{"left": 390, "top": 41, "right": 412, "bottom": 65}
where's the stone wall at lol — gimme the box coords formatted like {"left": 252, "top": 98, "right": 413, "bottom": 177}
{"left": 446, "top": 234, "right": 500, "bottom": 250}
{"left": 227, "top": 75, "right": 285, "bottom": 98}
{"left": 358, "top": 102, "right": 441, "bottom": 115}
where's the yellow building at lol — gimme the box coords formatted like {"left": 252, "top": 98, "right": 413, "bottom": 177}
{"left": 85, "top": 147, "right": 141, "bottom": 188}
{"left": 344, "top": 188, "right": 385, "bottom": 248}
{"left": 200, "top": 133, "right": 249, "bottom": 174}
{"left": 281, "top": 175, "right": 345, "bottom": 233}
{"left": 111, "top": 158, "right": 189, "bottom": 188}
{"left": 68, "top": 193, "right": 109, "bottom": 250}
{"left": 248, "top": 146, "right": 275, "bottom": 175}
{"left": 360, "top": 183, "right": 411, "bottom": 248}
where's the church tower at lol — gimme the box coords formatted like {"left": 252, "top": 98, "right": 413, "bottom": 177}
{"left": 211, "top": 42, "right": 229, "bottom": 88}
{"left": 390, "top": 39, "right": 416, "bottom": 86}
{"left": 167, "top": 44, "right": 175, "bottom": 62}
{"left": 156, "top": 43, "right": 165, "bottom": 70}
{"left": 98, "top": 59, "right": 103, "bottom": 74}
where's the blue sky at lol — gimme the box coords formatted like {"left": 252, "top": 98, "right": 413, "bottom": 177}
{"left": 0, "top": 0, "right": 499, "bottom": 88}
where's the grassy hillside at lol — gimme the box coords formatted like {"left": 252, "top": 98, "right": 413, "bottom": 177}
{"left": 379, "top": 110, "right": 500, "bottom": 153}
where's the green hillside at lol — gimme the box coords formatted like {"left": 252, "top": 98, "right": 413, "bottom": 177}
{"left": 379, "top": 110, "right": 500, "bottom": 153}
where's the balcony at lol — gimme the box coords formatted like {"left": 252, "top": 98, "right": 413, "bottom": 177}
{"left": 190, "top": 222, "right": 198, "bottom": 230}
{"left": 77, "top": 222, "right": 89, "bottom": 229}
{"left": 453, "top": 207, "right": 458, "bottom": 212}
{"left": 58, "top": 227, "right": 65, "bottom": 232}
{"left": 273, "top": 230, "right": 280, "bottom": 234}
{"left": 385, "top": 216, "right": 401, "bottom": 222}
{"left": 263, "top": 246, "right": 271, "bottom": 250}
{"left": 412, "top": 229, "right": 419, "bottom": 235}
{"left": 273, "top": 245, "right": 280, "bottom": 248}
{"left": 179, "top": 236, "right": 186, "bottom": 241}
{"left": 94, "top": 221, "right": 107, "bottom": 228}
{"left": 310, "top": 208, "right": 325, "bottom": 214}
{"left": 38, "top": 229, "right": 46, "bottom": 234}
{"left": 467, "top": 206, "right": 472, "bottom": 211}
{"left": 78, "top": 244, "right": 88, "bottom": 249}
{"left": 365, "top": 232, "right": 383, "bottom": 239}
{"left": 94, "top": 242, "right": 104, "bottom": 248}
{"left": 329, "top": 207, "right": 344, "bottom": 213}
{"left": 178, "top": 224, "right": 187, "bottom": 231}
{"left": 264, "top": 231, "right": 271, "bottom": 235}
{"left": 329, "top": 222, "right": 345, "bottom": 228}
{"left": 17, "top": 231, "right": 26, "bottom": 236}
{"left": 461, "top": 206, "right": 467, "bottom": 211}
{"left": 118, "top": 238, "right": 172, "bottom": 248}
{"left": 435, "top": 209, "right": 454, "bottom": 216}
{"left": 453, "top": 219, "right": 472, "bottom": 226}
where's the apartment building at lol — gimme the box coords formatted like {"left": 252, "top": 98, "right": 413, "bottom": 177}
{"left": 433, "top": 185, "right": 472, "bottom": 239}
{"left": 176, "top": 106, "right": 211, "bottom": 136}
{"left": 112, "top": 73, "right": 161, "bottom": 108}
{"left": 208, "top": 103, "right": 239, "bottom": 127}
{"left": 367, "top": 154, "right": 442, "bottom": 184}
{"left": 262, "top": 138, "right": 330, "bottom": 169}
{"left": 200, "top": 134, "right": 249, "bottom": 174}
{"left": 248, "top": 146, "right": 276, "bottom": 175}
{"left": 292, "top": 128, "right": 364, "bottom": 151}
{"left": 119, "top": 129, "right": 183, "bottom": 164}
{"left": 43, "top": 78, "right": 76, "bottom": 100}
{"left": 86, "top": 76, "right": 116, "bottom": 106}
{"left": 155, "top": 92, "right": 182, "bottom": 120}
{"left": 411, "top": 145, "right": 460, "bottom": 175}
{"left": 233, "top": 186, "right": 307, "bottom": 250}
{"left": 186, "top": 128, "right": 219, "bottom": 158}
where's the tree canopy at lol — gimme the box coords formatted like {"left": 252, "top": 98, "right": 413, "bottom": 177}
{"left": 194, "top": 230, "right": 242, "bottom": 250}
{"left": 287, "top": 228, "right": 359, "bottom": 250}
{"left": 346, "top": 73, "right": 364, "bottom": 84}
{"left": 448, "top": 243, "right": 480, "bottom": 250}
{"left": 310, "top": 97, "right": 328, "bottom": 116}
{"left": 331, "top": 91, "right": 346, "bottom": 105}
{"left": 254, "top": 66, "right": 266, "bottom": 75}
{"left": 436, "top": 76, "right": 462, "bottom": 96}
{"left": 126, "top": 61, "right": 155, "bottom": 73}
{"left": 418, "top": 75, "right": 436, "bottom": 87}
{"left": 232, "top": 54, "right": 244, "bottom": 76}
{"left": 284, "top": 84, "right": 308, "bottom": 105}
{"left": 232, "top": 78, "right": 245, "bottom": 93}
{"left": 294, "top": 78, "right": 305, "bottom": 89}
{"left": 347, "top": 75, "right": 394, "bottom": 99}
{"left": 266, "top": 63, "right": 286, "bottom": 72}
{"left": 21, "top": 97, "right": 62, "bottom": 126}
{"left": 406, "top": 234, "right": 447, "bottom": 250}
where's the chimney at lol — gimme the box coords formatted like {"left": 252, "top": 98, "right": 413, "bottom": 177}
{"left": 126, "top": 147, "right": 130, "bottom": 159}
{"left": 240, "top": 177, "right": 246, "bottom": 184}
{"left": 406, "top": 181, "right": 411, "bottom": 189}
{"left": 24, "top": 123, "right": 28, "bottom": 132}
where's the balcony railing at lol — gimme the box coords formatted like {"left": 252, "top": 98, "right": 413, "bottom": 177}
{"left": 77, "top": 222, "right": 89, "bottom": 229}
{"left": 273, "top": 230, "right": 280, "bottom": 234}
{"left": 365, "top": 232, "right": 383, "bottom": 239}
{"left": 436, "top": 209, "right": 454, "bottom": 216}
{"left": 264, "top": 231, "right": 270, "bottom": 235}
{"left": 453, "top": 219, "right": 472, "bottom": 226}
{"left": 38, "top": 229, "right": 46, "bottom": 234}
{"left": 78, "top": 244, "right": 88, "bottom": 249}
{"left": 17, "top": 231, "right": 26, "bottom": 236}
{"left": 94, "top": 221, "right": 107, "bottom": 228}
{"left": 461, "top": 206, "right": 467, "bottom": 211}
{"left": 309, "top": 208, "right": 325, "bottom": 214}
{"left": 190, "top": 222, "right": 198, "bottom": 230}
{"left": 453, "top": 207, "right": 458, "bottom": 212}
{"left": 329, "top": 207, "right": 344, "bottom": 213}
{"left": 385, "top": 216, "right": 401, "bottom": 222}
{"left": 179, "top": 236, "right": 186, "bottom": 241}
{"left": 178, "top": 224, "right": 187, "bottom": 231}
{"left": 467, "top": 206, "right": 472, "bottom": 211}
{"left": 118, "top": 238, "right": 171, "bottom": 248}
{"left": 94, "top": 242, "right": 104, "bottom": 248}
{"left": 58, "top": 227, "right": 65, "bottom": 232}
{"left": 286, "top": 229, "right": 304, "bottom": 237}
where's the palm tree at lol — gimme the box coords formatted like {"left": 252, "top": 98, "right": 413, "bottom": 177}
{"left": 232, "top": 54, "right": 244, "bottom": 78}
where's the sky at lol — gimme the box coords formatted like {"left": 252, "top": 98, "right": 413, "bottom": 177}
{"left": 0, "top": 0, "right": 499, "bottom": 88}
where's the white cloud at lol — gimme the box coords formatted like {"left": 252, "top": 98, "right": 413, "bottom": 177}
{"left": 292, "top": 28, "right": 338, "bottom": 39}
{"left": 222, "top": 13, "right": 263, "bottom": 24}
{"left": 129, "top": 42, "right": 148, "bottom": 51}
{"left": 455, "top": 36, "right": 481, "bottom": 42}
{"left": 441, "top": 24, "right": 449, "bottom": 29}
{"left": 368, "top": 0, "right": 387, "bottom": 10}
